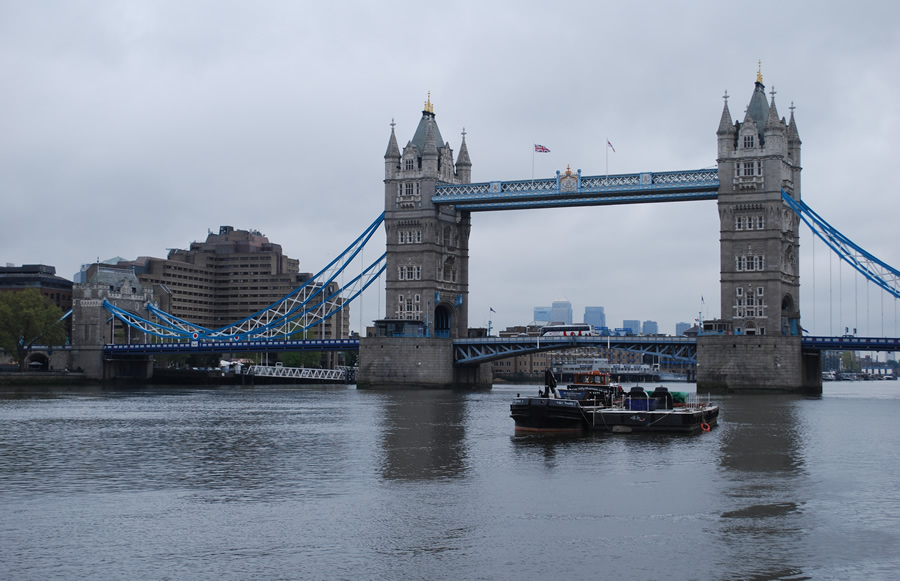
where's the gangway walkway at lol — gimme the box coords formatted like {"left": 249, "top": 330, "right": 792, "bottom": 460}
{"left": 246, "top": 365, "right": 352, "bottom": 382}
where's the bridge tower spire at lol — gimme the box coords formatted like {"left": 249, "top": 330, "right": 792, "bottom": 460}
{"left": 699, "top": 71, "right": 819, "bottom": 393}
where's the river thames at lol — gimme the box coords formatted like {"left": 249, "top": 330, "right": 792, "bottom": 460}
{"left": 1, "top": 380, "right": 899, "bottom": 580}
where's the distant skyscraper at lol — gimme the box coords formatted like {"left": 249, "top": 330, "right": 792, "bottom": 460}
{"left": 551, "top": 300, "right": 573, "bottom": 325}
{"left": 533, "top": 306, "right": 552, "bottom": 322}
{"left": 642, "top": 320, "right": 659, "bottom": 335}
{"left": 584, "top": 306, "right": 606, "bottom": 330}
{"left": 623, "top": 319, "right": 641, "bottom": 335}
{"left": 675, "top": 322, "right": 691, "bottom": 336}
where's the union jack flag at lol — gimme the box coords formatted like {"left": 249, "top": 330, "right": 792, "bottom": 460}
{"left": 534, "top": 144, "right": 550, "bottom": 153}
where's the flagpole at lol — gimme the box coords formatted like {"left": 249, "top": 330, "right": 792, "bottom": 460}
{"left": 531, "top": 145, "right": 535, "bottom": 190}
{"left": 605, "top": 137, "right": 609, "bottom": 183}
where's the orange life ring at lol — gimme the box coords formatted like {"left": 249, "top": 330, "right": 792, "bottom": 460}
{"left": 700, "top": 422, "right": 711, "bottom": 432}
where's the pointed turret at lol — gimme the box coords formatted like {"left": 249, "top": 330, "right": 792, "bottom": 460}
{"left": 764, "top": 90, "right": 785, "bottom": 152}
{"left": 764, "top": 93, "right": 781, "bottom": 130}
{"left": 787, "top": 103, "right": 802, "bottom": 166}
{"left": 787, "top": 105, "right": 801, "bottom": 144}
{"left": 717, "top": 96, "right": 735, "bottom": 136}
{"left": 384, "top": 120, "right": 401, "bottom": 179}
{"left": 456, "top": 129, "right": 472, "bottom": 183}
{"left": 717, "top": 92, "right": 737, "bottom": 157}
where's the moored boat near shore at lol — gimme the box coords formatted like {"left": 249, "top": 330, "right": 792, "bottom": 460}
{"left": 510, "top": 370, "right": 719, "bottom": 433}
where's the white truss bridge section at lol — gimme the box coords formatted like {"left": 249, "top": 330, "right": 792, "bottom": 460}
{"left": 246, "top": 365, "right": 349, "bottom": 381}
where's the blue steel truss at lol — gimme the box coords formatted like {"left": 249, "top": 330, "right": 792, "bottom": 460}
{"left": 452, "top": 336, "right": 698, "bottom": 365}
{"left": 105, "top": 213, "right": 386, "bottom": 342}
{"left": 782, "top": 191, "right": 900, "bottom": 300}
{"left": 434, "top": 168, "right": 719, "bottom": 211}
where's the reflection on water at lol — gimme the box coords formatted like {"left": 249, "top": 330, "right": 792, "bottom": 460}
{"left": 1, "top": 382, "right": 900, "bottom": 579}
{"left": 374, "top": 389, "right": 469, "bottom": 481}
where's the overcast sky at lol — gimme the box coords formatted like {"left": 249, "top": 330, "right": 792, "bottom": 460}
{"left": 2, "top": 1, "right": 898, "bottom": 338}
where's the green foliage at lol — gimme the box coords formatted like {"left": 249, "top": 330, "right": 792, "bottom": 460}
{"left": 841, "top": 351, "right": 860, "bottom": 372}
{"left": 0, "top": 289, "right": 67, "bottom": 369}
{"left": 281, "top": 350, "right": 321, "bottom": 368}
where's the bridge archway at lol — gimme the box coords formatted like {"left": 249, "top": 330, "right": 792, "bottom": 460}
{"left": 782, "top": 294, "right": 798, "bottom": 336}
{"left": 435, "top": 304, "right": 453, "bottom": 338}
{"left": 25, "top": 353, "right": 49, "bottom": 370}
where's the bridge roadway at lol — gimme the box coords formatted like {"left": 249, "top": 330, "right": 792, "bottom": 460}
{"left": 102, "top": 335, "right": 900, "bottom": 363}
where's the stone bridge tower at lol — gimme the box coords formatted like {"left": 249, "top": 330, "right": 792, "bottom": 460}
{"left": 357, "top": 95, "right": 491, "bottom": 388}
{"left": 382, "top": 95, "right": 472, "bottom": 338}
{"left": 698, "top": 69, "right": 821, "bottom": 393}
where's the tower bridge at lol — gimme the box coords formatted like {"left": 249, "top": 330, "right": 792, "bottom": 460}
{"left": 356, "top": 75, "right": 897, "bottom": 393}
{"left": 71, "top": 73, "right": 900, "bottom": 389}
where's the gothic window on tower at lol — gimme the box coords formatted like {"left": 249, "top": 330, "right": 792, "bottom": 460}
{"left": 736, "top": 216, "right": 744, "bottom": 230}
{"left": 743, "top": 162, "right": 755, "bottom": 176}
{"left": 743, "top": 135, "right": 755, "bottom": 149}
{"left": 405, "top": 158, "right": 414, "bottom": 171}
{"left": 736, "top": 254, "right": 765, "bottom": 271}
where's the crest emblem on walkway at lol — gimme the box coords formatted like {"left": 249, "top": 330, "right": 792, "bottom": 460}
{"left": 559, "top": 166, "right": 578, "bottom": 192}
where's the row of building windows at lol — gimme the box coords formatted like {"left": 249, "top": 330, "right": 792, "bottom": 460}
{"left": 742, "top": 135, "right": 756, "bottom": 149}
{"left": 398, "top": 230, "right": 423, "bottom": 244}
{"left": 397, "top": 182, "right": 421, "bottom": 196}
{"left": 735, "top": 308, "right": 767, "bottom": 318}
{"left": 735, "top": 160, "right": 762, "bottom": 176}
{"left": 736, "top": 287, "right": 764, "bottom": 297}
{"left": 736, "top": 254, "right": 765, "bottom": 271}
{"left": 735, "top": 215, "right": 765, "bottom": 230}
{"left": 398, "top": 265, "right": 422, "bottom": 280}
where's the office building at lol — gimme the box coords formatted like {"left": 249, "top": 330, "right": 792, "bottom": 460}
{"left": 642, "top": 320, "right": 659, "bottom": 335}
{"left": 675, "top": 322, "right": 691, "bottom": 336}
{"left": 0, "top": 264, "right": 73, "bottom": 313}
{"left": 533, "top": 306, "right": 552, "bottom": 322}
{"left": 584, "top": 306, "right": 606, "bottom": 330}
{"left": 623, "top": 319, "right": 641, "bottom": 335}
{"left": 551, "top": 300, "right": 573, "bottom": 325}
